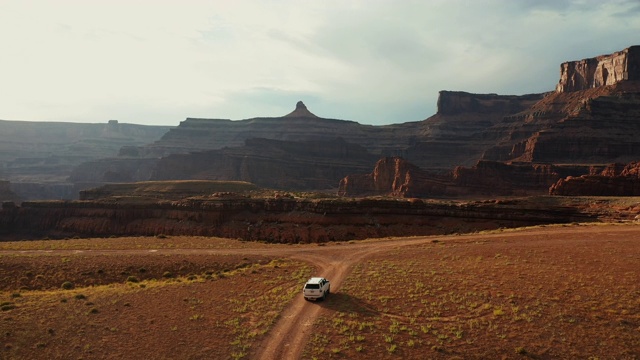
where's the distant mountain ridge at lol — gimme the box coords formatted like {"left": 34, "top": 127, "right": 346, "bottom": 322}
{"left": 3, "top": 45, "right": 640, "bottom": 200}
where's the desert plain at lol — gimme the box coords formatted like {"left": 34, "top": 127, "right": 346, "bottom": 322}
{"left": 1, "top": 223, "right": 639, "bottom": 359}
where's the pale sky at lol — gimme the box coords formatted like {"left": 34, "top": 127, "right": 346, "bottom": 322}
{"left": 1, "top": 0, "right": 639, "bottom": 126}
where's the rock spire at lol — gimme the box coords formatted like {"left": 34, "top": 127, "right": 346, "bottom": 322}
{"left": 284, "top": 101, "right": 319, "bottom": 118}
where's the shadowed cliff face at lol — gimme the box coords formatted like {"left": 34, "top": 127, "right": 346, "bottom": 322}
{"left": 550, "top": 161, "right": 640, "bottom": 196}
{"left": 0, "top": 120, "right": 171, "bottom": 200}
{"left": 73, "top": 95, "right": 544, "bottom": 191}
{"left": 482, "top": 81, "right": 640, "bottom": 164}
{"left": 0, "top": 196, "right": 595, "bottom": 242}
{"left": 338, "top": 157, "right": 591, "bottom": 198}
{"left": 406, "top": 92, "right": 546, "bottom": 170}
{"left": 150, "top": 138, "right": 379, "bottom": 190}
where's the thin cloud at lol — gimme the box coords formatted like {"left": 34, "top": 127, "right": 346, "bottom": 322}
{"left": 0, "top": 0, "right": 638, "bottom": 125}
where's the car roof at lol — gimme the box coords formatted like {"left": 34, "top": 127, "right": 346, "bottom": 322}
{"left": 306, "top": 277, "right": 325, "bottom": 284}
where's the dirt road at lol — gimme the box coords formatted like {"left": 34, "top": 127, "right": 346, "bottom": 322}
{"left": 250, "top": 225, "right": 640, "bottom": 359}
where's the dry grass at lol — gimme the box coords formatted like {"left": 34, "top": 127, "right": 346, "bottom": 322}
{"left": 2, "top": 226, "right": 640, "bottom": 359}
{"left": 303, "top": 228, "right": 640, "bottom": 359}
{"left": 0, "top": 246, "right": 311, "bottom": 360}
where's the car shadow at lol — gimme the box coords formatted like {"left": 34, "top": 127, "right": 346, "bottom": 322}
{"left": 314, "top": 292, "right": 380, "bottom": 317}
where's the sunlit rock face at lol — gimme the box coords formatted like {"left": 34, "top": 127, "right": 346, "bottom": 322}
{"left": 556, "top": 45, "right": 640, "bottom": 92}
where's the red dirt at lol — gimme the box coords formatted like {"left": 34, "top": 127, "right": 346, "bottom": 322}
{"left": 1, "top": 224, "right": 639, "bottom": 359}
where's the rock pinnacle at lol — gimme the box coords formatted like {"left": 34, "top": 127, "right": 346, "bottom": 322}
{"left": 284, "top": 101, "right": 318, "bottom": 118}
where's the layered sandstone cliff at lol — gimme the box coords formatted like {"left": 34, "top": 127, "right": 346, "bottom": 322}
{"left": 339, "top": 157, "right": 591, "bottom": 198}
{"left": 556, "top": 46, "right": 640, "bottom": 92}
{"left": 338, "top": 157, "right": 448, "bottom": 197}
{"left": 405, "top": 91, "right": 545, "bottom": 170}
{"left": 71, "top": 138, "right": 380, "bottom": 191}
{"left": 550, "top": 161, "right": 640, "bottom": 196}
{"left": 0, "top": 120, "right": 171, "bottom": 200}
{"left": 140, "top": 101, "right": 417, "bottom": 159}
{"left": 483, "top": 46, "right": 640, "bottom": 166}
{"left": 0, "top": 196, "right": 595, "bottom": 242}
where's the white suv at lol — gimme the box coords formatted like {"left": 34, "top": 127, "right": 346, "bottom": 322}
{"left": 303, "top": 277, "right": 330, "bottom": 301}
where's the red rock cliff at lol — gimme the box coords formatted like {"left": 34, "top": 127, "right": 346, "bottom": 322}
{"left": 556, "top": 46, "right": 640, "bottom": 92}
{"left": 0, "top": 197, "right": 595, "bottom": 243}
{"left": 338, "top": 157, "right": 449, "bottom": 198}
{"left": 550, "top": 161, "right": 640, "bottom": 196}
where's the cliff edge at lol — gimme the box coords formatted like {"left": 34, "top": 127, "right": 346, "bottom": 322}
{"left": 556, "top": 45, "right": 640, "bottom": 92}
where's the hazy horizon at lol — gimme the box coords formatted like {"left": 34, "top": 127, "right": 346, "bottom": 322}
{"left": 1, "top": 0, "right": 639, "bottom": 126}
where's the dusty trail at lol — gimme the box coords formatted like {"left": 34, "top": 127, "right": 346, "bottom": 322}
{"left": 251, "top": 239, "right": 428, "bottom": 360}
{"left": 254, "top": 248, "right": 375, "bottom": 360}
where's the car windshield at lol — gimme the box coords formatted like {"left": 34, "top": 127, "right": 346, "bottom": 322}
{"left": 305, "top": 284, "right": 320, "bottom": 289}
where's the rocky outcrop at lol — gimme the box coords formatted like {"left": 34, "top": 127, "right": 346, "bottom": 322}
{"left": 0, "top": 196, "right": 595, "bottom": 242}
{"left": 550, "top": 161, "right": 640, "bottom": 196}
{"left": 338, "top": 157, "right": 448, "bottom": 197}
{"left": 450, "top": 161, "right": 588, "bottom": 195}
{"left": 339, "top": 157, "right": 592, "bottom": 198}
{"left": 284, "top": 101, "right": 319, "bottom": 118}
{"left": 79, "top": 180, "right": 258, "bottom": 200}
{"left": 556, "top": 46, "right": 640, "bottom": 92}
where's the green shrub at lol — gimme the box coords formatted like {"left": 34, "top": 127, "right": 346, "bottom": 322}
{"left": 61, "top": 281, "right": 74, "bottom": 290}
{"left": 126, "top": 276, "right": 140, "bottom": 283}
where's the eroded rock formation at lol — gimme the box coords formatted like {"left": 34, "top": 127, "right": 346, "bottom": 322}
{"left": 550, "top": 161, "right": 640, "bottom": 196}
{"left": 404, "top": 91, "right": 545, "bottom": 170}
{"left": 339, "top": 157, "right": 591, "bottom": 198}
{"left": 338, "top": 157, "right": 448, "bottom": 197}
{"left": 0, "top": 196, "right": 595, "bottom": 242}
{"left": 556, "top": 46, "right": 640, "bottom": 92}
{"left": 483, "top": 53, "right": 640, "bottom": 165}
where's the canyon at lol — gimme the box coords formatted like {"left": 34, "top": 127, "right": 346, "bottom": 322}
{"left": 2, "top": 46, "right": 640, "bottom": 242}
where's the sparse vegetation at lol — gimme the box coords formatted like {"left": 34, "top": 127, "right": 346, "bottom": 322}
{"left": 302, "top": 224, "right": 640, "bottom": 359}
{"left": 2, "top": 225, "right": 639, "bottom": 359}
